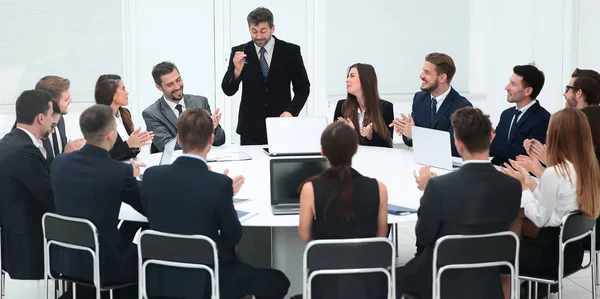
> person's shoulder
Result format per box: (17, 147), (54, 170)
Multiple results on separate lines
(186, 94), (208, 103)
(142, 98), (163, 116)
(532, 100), (551, 117)
(275, 38), (301, 51)
(414, 90), (429, 99)
(380, 99), (393, 108)
(449, 88), (472, 106)
(336, 99), (346, 107)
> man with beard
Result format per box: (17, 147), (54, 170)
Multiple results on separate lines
(0, 90), (56, 280)
(143, 61), (225, 153)
(489, 64), (550, 166)
(391, 52), (472, 156)
(564, 68), (600, 109)
(221, 7), (310, 145)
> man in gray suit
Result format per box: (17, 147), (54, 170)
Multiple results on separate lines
(143, 61), (225, 152)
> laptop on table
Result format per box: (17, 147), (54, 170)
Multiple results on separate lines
(270, 157), (328, 215)
(412, 126), (462, 171)
(263, 117), (327, 156)
(139, 138), (177, 180)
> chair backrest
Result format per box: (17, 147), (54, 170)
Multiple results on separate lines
(42, 213), (98, 251)
(561, 211), (596, 244)
(303, 237), (395, 299)
(138, 230), (219, 299)
(432, 231), (519, 299)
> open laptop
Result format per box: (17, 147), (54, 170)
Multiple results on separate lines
(270, 157), (328, 215)
(263, 117), (327, 156)
(159, 138), (178, 165)
(412, 126), (462, 170)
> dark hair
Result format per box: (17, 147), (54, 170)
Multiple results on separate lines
(450, 107), (493, 153)
(513, 64), (545, 100)
(177, 108), (214, 152)
(425, 53), (456, 83)
(35, 75), (70, 102)
(572, 68), (600, 106)
(51, 101), (61, 116)
(152, 61), (179, 86)
(299, 121), (359, 221)
(94, 74), (134, 132)
(342, 63), (391, 146)
(79, 104), (116, 145)
(15, 90), (53, 125)
(247, 7), (274, 27)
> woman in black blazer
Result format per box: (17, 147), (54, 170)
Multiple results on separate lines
(95, 74), (153, 160)
(333, 63), (394, 148)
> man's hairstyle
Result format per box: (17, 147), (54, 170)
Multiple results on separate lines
(15, 90), (53, 125)
(51, 101), (61, 116)
(79, 104), (116, 145)
(151, 61), (179, 86)
(247, 7), (274, 28)
(35, 75), (70, 102)
(451, 107), (493, 153)
(177, 108), (214, 152)
(513, 64), (545, 100)
(425, 53), (457, 83)
(572, 68), (600, 106)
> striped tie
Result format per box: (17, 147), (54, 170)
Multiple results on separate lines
(259, 47), (269, 80)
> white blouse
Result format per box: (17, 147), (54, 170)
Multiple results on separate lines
(521, 161), (578, 227)
(115, 111), (130, 141)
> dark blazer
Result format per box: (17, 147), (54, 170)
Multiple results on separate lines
(490, 101), (550, 166)
(110, 108), (141, 161)
(12, 116), (67, 164)
(143, 94), (226, 153)
(141, 156), (241, 298)
(0, 128), (55, 279)
(50, 144), (144, 284)
(397, 162), (521, 299)
(333, 99), (394, 148)
(403, 88), (472, 156)
(221, 36), (311, 141)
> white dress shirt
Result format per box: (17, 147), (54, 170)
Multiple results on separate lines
(49, 127), (63, 154)
(357, 108), (365, 129)
(115, 111), (130, 141)
(17, 127), (45, 157)
(180, 153), (207, 164)
(254, 36), (275, 66)
(163, 96), (186, 118)
(521, 161), (578, 227)
(431, 85), (452, 112)
(461, 159), (491, 165)
(507, 100), (537, 139)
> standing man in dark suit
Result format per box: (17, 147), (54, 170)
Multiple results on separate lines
(222, 7), (311, 145)
(50, 105), (145, 297)
(144, 61), (225, 153)
(396, 107), (522, 299)
(0, 90), (56, 280)
(141, 108), (290, 299)
(391, 53), (472, 156)
(490, 64), (550, 166)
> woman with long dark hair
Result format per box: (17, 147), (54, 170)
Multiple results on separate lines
(333, 63), (394, 147)
(298, 121), (389, 299)
(95, 74), (153, 160)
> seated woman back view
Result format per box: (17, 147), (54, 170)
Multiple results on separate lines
(298, 121), (389, 299)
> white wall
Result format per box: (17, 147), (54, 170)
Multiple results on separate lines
(577, 0), (600, 70)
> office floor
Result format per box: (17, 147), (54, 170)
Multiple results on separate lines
(2, 221), (597, 298)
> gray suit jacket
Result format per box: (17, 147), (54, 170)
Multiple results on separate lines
(142, 95), (225, 152)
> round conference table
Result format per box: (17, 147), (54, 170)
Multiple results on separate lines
(120, 144), (451, 296)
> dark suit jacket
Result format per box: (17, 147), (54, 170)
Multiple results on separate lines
(398, 162), (521, 299)
(142, 94), (225, 153)
(110, 108), (141, 161)
(0, 128), (55, 279)
(490, 101), (550, 166)
(333, 99), (394, 147)
(50, 144), (144, 284)
(403, 88), (472, 156)
(141, 156), (241, 298)
(12, 116), (67, 164)
(221, 36), (310, 140)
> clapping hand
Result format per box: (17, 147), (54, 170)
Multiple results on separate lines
(337, 116), (355, 129)
(223, 168), (245, 196)
(126, 128), (154, 148)
(523, 139), (547, 165)
(389, 113), (414, 137)
(413, 165), (438, 191)
(130, 158), (147, 178)
(499, 162), (532, 191)
(212, 108), (222, 129)
(64, 138), (86, 152)
(360, 123), (373, 139)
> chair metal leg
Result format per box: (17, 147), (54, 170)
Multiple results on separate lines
(527, 281), (532, 299)
(592, 250), (597, 298)
(44, 275), (49, 299)
(54, 280), (58, 299)
(73, 283), (76, 299)
(534, 282), (538, 299)
(110, 290), (114, 299)
(1, 271), (5, 297)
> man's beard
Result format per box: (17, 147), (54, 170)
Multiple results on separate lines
(420, 79), (439, 93)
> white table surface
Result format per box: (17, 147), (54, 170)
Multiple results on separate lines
(119, 145), (452, 226)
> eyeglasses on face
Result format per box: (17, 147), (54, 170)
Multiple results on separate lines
(565, 85), (576, 93)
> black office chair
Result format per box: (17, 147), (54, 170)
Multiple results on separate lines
(42, 213), (136, 299)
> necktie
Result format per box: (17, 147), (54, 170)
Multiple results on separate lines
(175, 104), (183, 117)
(38, 142), (47, 159)
(507, 109), (522, 141)
(430, 98), (438, 128)
(259, 47), (269, 80)
(52, 131), (60, 155)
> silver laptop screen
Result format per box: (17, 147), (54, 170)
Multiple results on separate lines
(270, 158), (328, 204)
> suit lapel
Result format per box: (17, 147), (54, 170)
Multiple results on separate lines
(507, 102), (539, 143)
(58, 116), (67, 150)
(266, 36), (281, 81)
(433, 88), (456, 127)
(159, 97), (178, 128)
(183, 95), (196, 109)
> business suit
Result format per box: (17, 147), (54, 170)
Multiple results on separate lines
(110, 108), (141, 161)
(141, 156), (290, 299)
(143, 95), (226, 153)
(396, 162), (521, 299)
(50, 144), (144, 285)
(490, 101), (550, 166)
(333, 99), (394, 148)
(0, 128), (55, 279)
(221, 36), (310, 145)
(12, 116), (67, 164)
(403, 88), (472, 156)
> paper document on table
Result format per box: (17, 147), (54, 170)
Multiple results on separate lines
(236, 210), (258, 222)
(207, 152), (252, 162)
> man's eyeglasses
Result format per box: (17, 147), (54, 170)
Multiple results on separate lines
(565, 85), (576, 93)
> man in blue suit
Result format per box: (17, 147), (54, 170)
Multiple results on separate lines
(490, 64), (550, 166)
(391, 53), (472, 156)
(141, 108), (290, 299)
(51, 104), (145, 298)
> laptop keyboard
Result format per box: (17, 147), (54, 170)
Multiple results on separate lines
(276, 204), (300, 209)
